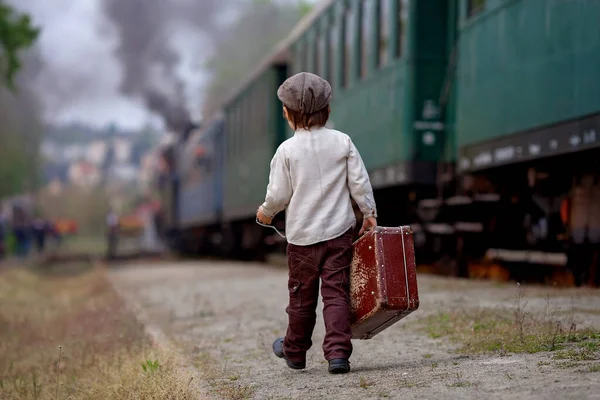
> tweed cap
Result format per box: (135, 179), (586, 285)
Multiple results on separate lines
(277, 72), (332, 114)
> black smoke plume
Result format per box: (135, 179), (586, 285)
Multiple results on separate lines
(101, 0), (227, 132)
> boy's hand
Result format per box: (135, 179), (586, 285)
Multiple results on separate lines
(256, 207), (273, 225)
(359, 217), (377, 236)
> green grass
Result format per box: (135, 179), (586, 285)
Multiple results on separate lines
(587, 364), (600, 373)
(424, 308), (600, 355)
(422, 281), (600, 358)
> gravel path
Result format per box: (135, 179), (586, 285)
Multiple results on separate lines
(109, 261), (600, 400)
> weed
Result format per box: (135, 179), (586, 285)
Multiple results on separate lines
(556, 361), (580, 369)
(587, 364), (600, 373)
(55, 345), (63, 399)
(431, 362), (439, 370)
(216, 382), (255, 400)
(423, 354), (433, 359)
(579, 341), (599, 352)
(449, 381), (474, 388)
(359, 376), (373, 389)
(141, 359), (160, 373)
(538, 361), (551, 366)
(514, 283), (528, 342)
(398, 380), (416, 388)
(553, 348), (597, 361)
(191, 350), (257, 399)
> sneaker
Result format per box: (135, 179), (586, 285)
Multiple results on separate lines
(272, 338), (306, 370)
(328, 358), (350, 374)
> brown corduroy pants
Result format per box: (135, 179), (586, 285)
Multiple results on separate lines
(283, 228), (354, 363)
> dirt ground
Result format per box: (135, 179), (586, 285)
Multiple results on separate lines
(109, 261), (600, 400)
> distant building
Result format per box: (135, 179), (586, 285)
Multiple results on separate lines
(46, 178), (64, 196)
(113, 138), (133, 164)
(68, 160), (101, 187)
(138, 149), (161, 195)
(86, 140), (108, 166)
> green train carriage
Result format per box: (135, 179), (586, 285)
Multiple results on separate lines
(216, 0), (600, 285)
(429, 0), (600, 284)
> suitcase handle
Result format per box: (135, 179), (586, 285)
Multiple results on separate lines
(255, 218), (286, 239)
(352, 227), (375, 245)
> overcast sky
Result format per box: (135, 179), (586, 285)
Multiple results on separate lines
(14, 0), (316, 131)
(15, 0), (212, 131)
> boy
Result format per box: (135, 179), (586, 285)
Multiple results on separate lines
(256, 72), (377, 374)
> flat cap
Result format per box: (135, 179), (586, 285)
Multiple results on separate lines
(277, 72), (332, 114)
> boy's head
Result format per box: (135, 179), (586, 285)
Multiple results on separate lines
(277, 72), (331, 131)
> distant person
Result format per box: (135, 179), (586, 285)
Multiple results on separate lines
(32, 217), (49, 254)
(0, 211), (6, 259)
(256, 72), (377, 374)
(48, 221), (62, 250)
(12, 208), (32, 260)
(106, 210), (119, 260)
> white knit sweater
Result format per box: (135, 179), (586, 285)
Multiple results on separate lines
(260, 126), (377, 246)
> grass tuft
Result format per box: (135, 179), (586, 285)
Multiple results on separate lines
(422, 283), (600, 358)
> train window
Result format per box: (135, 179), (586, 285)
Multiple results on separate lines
(297, 40), (305, 72)
(259, 82), (266, 139)
(225, 114), (229, 164)
(228, 113), (233, 163)
(313, 29), (319, 74)
(234, 104), (240, 157)
(236, 103), (242, 156)
(317, 27), (326, 77)
(240, 101), (244, 151)
(304, 40), (309, 72)
(396, 0), (408, 58)
(379, 0), (390, 67)
(294, 43), (301, 74)
(340, 7), (347, 86)
(361, 0), (375, 78)
(328, 17), (337, 85)
(343, 3), (354, 87)
(247, 91), (253, 144)
(295, 40), (303, 73)
(467, 0), (486, 18)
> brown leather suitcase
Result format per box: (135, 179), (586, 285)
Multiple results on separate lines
(350, 226), (419, 340)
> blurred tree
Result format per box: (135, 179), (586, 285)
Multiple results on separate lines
(202, 0), (312, 116)
(0, 81), (44, 197)
(0, 1), (40, 89)
(0, 49), (44, 198)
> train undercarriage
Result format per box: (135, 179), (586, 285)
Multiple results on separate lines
(417, 148), (600, 286)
